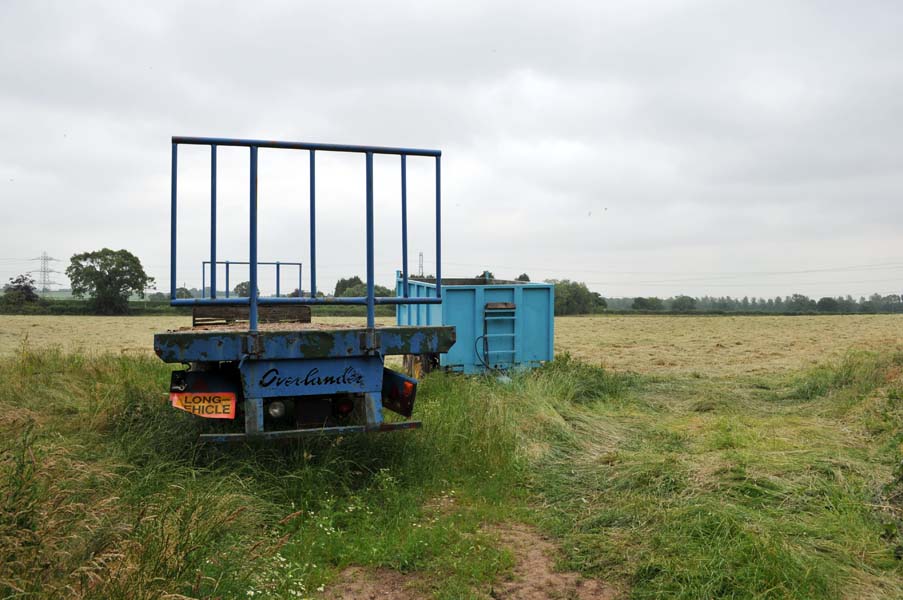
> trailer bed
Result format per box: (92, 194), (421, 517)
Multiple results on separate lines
(154, 324), (456, 363)
(176, 321), (374, 333)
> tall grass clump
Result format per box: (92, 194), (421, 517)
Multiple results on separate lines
(785, 349), (902, 402)
(0, 346), (271, 599)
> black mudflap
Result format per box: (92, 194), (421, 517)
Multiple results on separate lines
(381, 368), (418, 418)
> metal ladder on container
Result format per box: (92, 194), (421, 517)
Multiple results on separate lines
(482, 302), (516, 370)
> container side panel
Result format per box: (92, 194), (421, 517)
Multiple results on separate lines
(521, 287), (554, 363)
(443, 288), (476, 371)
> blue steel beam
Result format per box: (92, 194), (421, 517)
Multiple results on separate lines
(170, 296), (439, 306)
(365, 152), (375, 328)
(435, 155), (442, 300)
(210, 145), (217, 298)
(249, 146), (258, 331)
(154, 326), (456, 363)
(309, 150), (316, 297)
(203, 260), (302, 267)
(174, 136), (441, 157)
(401, 154), (408, 298)
(170, 144), (177, 301)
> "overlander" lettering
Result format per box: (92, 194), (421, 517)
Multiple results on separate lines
(258, 366), (365, 389)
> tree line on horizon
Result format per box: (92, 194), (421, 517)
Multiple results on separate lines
(606, 293), (903, 314)
(3, 252), (901, 316)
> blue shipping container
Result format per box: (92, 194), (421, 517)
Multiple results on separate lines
(396, 273), (555, 374)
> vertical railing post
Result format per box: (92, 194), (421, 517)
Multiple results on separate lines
(201, 262), (206, 298)
(435, 155), (442, 300)
(170, 143), (177, 301)
(249, 147), (259, 332)
(225, 261), (230, 298)
(275, 261), (281, 297)
(210, 145), (217, 298)
(299, 264), (303, 297)
(309, 150), (317, 297)
(365, 152), (375, 328)
(401, 154), (409, 298)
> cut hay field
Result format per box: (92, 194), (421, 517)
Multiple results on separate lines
(2, 314), (902, 377)
(0, 315), (392, 356)
(557, 314), (903, 376)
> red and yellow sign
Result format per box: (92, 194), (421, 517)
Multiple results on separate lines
(170, 392), (237, 419)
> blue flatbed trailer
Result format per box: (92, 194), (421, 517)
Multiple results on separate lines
(154, 136), (453, 442)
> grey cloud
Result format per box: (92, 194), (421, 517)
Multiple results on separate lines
(1, 0), (901, 299)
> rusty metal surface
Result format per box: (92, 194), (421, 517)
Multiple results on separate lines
(154, 325), (456, 362)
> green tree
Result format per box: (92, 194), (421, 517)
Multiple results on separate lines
(474, 271), (495, 280)
(786, 294), (816, 312)
(175, 287), (193, 299)
(66, 249), (153, 314)
(632, 297), (664, 311)
(339, 282), (394, 297)
(816, 297), (839, 312)
(549, 280), (605, 315)
(3, 274), (40, 304)
(334, 276), (363, 297)
(671, 295), (697, 312)
(233, 281), (251, 297)
(515, 273), (531, 282)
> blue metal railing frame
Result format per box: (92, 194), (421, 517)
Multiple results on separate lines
(169, 136), (443, 330)
(201, 260), (303, 299)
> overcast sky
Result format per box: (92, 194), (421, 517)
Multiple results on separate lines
(1, 0), (901, 299)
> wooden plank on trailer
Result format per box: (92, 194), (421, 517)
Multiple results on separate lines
(192, 304), (312, 326)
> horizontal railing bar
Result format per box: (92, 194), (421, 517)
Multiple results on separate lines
(202, 260), (302, 266)
(172, 298), (250, 306)
(259, 297), (366, 305)
(171, 296), (442, 307)
(373, 297), (442, 305)
(173, 136), (441, 157)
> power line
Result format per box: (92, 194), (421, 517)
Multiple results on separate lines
(442, 260), (903, 281)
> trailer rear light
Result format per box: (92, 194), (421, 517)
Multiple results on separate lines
(336, 399), (354, 415)
(267, 400), (287, 418)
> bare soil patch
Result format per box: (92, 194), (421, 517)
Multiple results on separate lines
(488, 523), (616, 600)
(325, 523), (615, 600)
(326, 566), (426, 600)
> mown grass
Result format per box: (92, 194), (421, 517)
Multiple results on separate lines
(528, 351), (903, 599)
(1, 343), (903, 598)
